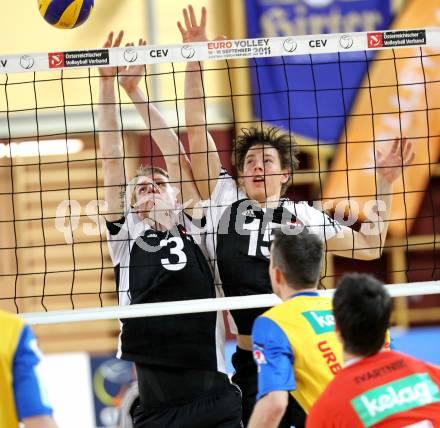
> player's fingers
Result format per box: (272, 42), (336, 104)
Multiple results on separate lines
(114, 30), (124, 47)
(103, 32), (113, 48)
(177, 21), (186, 36)
(183, 8), (191, 30)
(406, 150), (416, 165)
(391, 138), (400, 154)
(200, 6), (207, 28)
(376, 149), (383, 160)
(403, 141), (413, 159)
(400, 137), (408, 152)
(189, 4), (198, 27)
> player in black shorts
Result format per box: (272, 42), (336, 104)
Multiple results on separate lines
(178, 5), (415, 426)
(98, 31), (241, 428)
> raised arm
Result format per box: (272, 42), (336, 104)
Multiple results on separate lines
(98, 31), (127, 222)
(118, 41), (201, 210)
(326, 138), (415, 260)
(178, 5), (222, 200)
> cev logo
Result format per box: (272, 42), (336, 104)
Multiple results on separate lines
(302, 310), (335, 334)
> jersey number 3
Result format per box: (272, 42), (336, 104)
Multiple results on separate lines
(159, 237), (187, 271)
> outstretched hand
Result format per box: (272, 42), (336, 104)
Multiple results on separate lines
(177, 5), (208, 43)
(99, 31), (124, 80)
(118, 39), (147, 93)
(376, 138), (415, 184)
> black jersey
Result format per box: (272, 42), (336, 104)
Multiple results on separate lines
(216, 198), (301, 334)
(106, 212), (219, 371)
(206, 169), (342, 335)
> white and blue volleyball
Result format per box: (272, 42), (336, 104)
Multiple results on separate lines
(38, 0), (94, 29)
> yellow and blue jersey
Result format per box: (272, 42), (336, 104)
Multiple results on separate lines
(252, 291), (343, 413)
(0, 310), (53, 427)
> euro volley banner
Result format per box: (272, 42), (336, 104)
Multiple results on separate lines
(323, 0), (440, 237)
(245, 0), (393, 143)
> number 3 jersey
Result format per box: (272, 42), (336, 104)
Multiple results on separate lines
(106, 212), (224, 372)
(205, 169), (342, 335)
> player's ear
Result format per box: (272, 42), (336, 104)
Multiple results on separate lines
(280, 172), (290, 184)
(274, 266), (284, 284)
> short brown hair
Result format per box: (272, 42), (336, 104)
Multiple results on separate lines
(271, 229), (323, 289)
(232, 127), (299, 195)
(129, 165), (169, 206)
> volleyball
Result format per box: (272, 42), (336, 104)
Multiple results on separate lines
(38, 0), (94, 29)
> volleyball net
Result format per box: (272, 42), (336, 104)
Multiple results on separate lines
(1, 28), (440, 325)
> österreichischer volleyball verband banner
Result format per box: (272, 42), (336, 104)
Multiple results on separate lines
(323, 0), (440, 237)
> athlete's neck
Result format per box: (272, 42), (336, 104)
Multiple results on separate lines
(343, 350), (359, 364)
(140, 211), (179, 232)
(256, 194), (282, 209)
(344, 349), (384, 366)
(281, 286), (317, 301)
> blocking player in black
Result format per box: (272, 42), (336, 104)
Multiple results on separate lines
(98, 31), (241, 428)
(178, 5), (415, 426)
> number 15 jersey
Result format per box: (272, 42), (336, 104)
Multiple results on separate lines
(205, 169), (342, 335)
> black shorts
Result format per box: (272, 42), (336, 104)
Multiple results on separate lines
(231, 347), (258, 426)
(231, 346), (306, 428)
(133, 364), (242, 428)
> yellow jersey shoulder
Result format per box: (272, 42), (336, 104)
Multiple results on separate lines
(263, 295), (333, 320)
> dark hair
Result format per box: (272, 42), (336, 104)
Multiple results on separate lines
(271, 229), (323, 289)
(333, 274), (391, 357)
(232, 127), (299, 195)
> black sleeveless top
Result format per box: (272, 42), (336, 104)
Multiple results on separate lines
(107, 217), (218, 370)
(216, 198), (299, 335)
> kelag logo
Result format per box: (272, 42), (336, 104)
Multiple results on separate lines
(351, 373), (440, 427)
(302, 310), (335, 334)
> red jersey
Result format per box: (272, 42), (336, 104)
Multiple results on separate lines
(307, 351), (440, 428)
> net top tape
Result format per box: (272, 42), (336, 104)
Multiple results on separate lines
(20, 281), (440, 325)
(1, 27), (439, 75)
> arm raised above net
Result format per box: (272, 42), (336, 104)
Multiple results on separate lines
(118, 42), (201, 210)
(178, 5), (223, 200)
(98, 31), (127, 222)
(326, 138), (415, 260)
